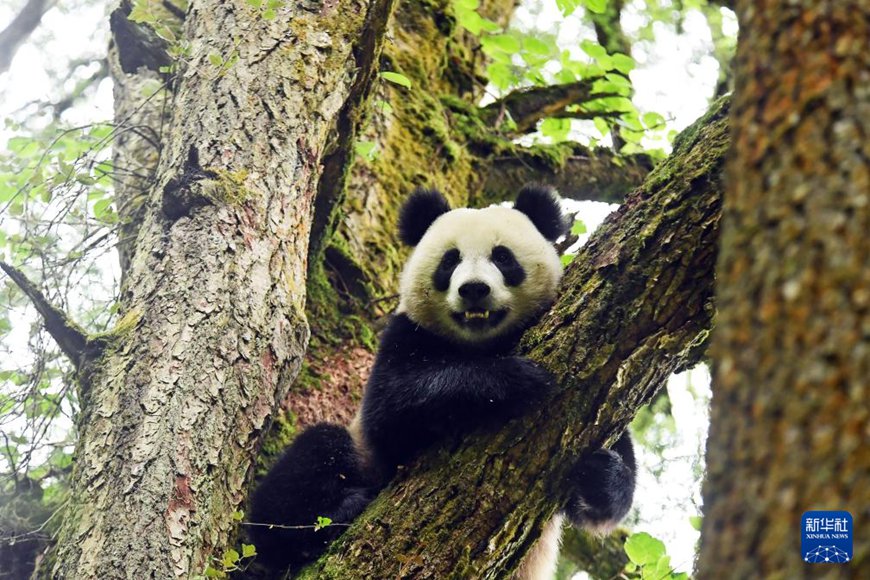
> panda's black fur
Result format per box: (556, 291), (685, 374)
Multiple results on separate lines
(248, 185), (636, 576)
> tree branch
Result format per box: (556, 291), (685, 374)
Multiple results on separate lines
(481, 142), (652, 205)
(481, 80), (616, 134)
(0, 262), (89, 369)
(0, 0), (53, 74)
(300, 96), (731, 579)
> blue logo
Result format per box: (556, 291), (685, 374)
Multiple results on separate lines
(802, 510), (852, 564)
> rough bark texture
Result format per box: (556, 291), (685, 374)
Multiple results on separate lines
(48, 1), (394, 577)
(298, 97), (729, 579)
(698, 2), (870, 578)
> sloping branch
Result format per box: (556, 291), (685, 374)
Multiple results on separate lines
(0, 0), (53, 74)
(0, 262), (89, 368)
(481, 80), (617, 134)
(300, 96), (731, 578)
(481, 143), (652, 205)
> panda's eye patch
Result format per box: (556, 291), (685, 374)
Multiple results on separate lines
(433, 248), (461, 292)
(491, 245), (526, 286)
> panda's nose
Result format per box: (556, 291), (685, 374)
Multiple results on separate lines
(459, 282), (491, 303)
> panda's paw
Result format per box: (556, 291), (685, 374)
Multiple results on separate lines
(564, 448), (635, 533)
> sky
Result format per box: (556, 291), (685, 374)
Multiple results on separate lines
(0, 0), (734, 575)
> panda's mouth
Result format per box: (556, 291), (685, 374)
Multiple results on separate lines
(451, 308), (508, 330)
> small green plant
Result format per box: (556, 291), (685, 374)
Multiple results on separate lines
(623, 532), (689, 580)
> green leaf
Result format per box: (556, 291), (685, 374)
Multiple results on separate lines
(580, 39), (607, 61)
(453, 0), (479, 9)
(379, 71), (412, 89)
(354, 140), (377, 161)
(314, 516), (332, 531)
(523, 36), (552, 56)
(486, 62), (515, 90)
(93, 198), (113, 219)
(624, 532), (667, 566)
(555, 0), (582, 16)
(604, 72), (632, 88)
(583, 0), (607, 14)
(560, 253), (575, 266)
(231, 510), (244, 522)
(689, 515), (703, 531)
(593, 116), (610, 138)
(571, 219), (587, 235)
(610, 52), (636, 74)
(222, 548), (240, 568)
(642, 111), (666, 128)
(241, 543), (257, 558)
(482, 33), (521, 54)
(540, 117), (571, 142)
(208, 53), (223, 67)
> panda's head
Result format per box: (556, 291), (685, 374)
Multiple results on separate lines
(396, 185), (569, 345)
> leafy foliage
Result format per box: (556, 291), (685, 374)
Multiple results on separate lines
(623, 532), (689, 579)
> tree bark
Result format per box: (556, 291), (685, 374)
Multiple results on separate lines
(298, 97), (729, 579)
(698, 1), (870, 577)
(47, 1), (395, 577)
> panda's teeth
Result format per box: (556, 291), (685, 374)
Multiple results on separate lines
(464, 310), (490, 320)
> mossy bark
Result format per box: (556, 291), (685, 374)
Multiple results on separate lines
(698, 2), (870, 577)
(297, 97), (729, 579)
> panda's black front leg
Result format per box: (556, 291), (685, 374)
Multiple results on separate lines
(563, 431), (636, 532)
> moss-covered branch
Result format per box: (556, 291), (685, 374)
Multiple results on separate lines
(480, 80), (617, 134)
(481, 142), (652, 205)
(299, 97), (730, 579)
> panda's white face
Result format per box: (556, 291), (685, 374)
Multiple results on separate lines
(398, 206), (563, 344)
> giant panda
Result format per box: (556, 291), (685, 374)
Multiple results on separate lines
(249, 185), (636, 578)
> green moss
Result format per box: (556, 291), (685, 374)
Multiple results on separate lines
(256, 410), (298, 476)
(201, 168), (251, 205)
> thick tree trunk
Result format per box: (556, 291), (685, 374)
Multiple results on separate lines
(47, 2), (394, 577)
(298, 97), (729, 579)
(698, 1), (870, 577)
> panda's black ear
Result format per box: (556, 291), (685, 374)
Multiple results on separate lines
(514, 184), (570, 242)
(398, 188), (451, 246)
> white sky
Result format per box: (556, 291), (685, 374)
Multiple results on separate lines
(0, 0), (733, 575)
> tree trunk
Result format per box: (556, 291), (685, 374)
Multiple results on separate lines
(48, 1), (395, 577)
(698, 1), (870, 577)
(298, 97), (729, 579)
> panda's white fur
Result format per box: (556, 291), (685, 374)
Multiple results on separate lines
(398, 206), (563, 344)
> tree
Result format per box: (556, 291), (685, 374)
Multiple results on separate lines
(0, 1), (738, 578)
(698, 0), (870, 576)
